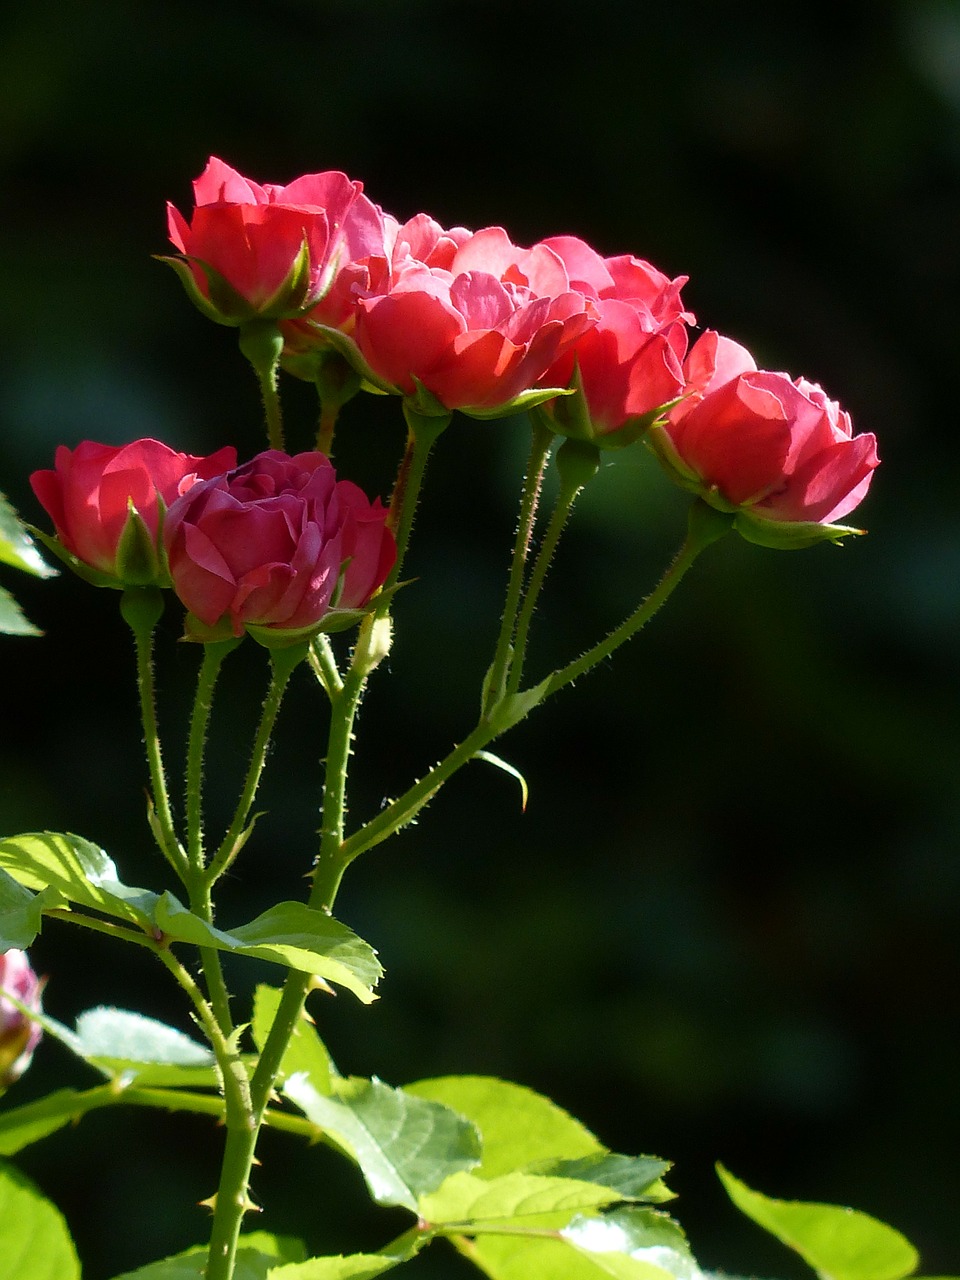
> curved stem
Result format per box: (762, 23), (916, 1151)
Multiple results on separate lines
(483, 418), (554, 714)
(542, 500), (730, 699)
(121, 589), (187, 880)
(384, 405), (450, 593)
(342, 501), (730, 868)
(185, 641), (237, 876)
(505, 449), (589, 697)
(204, 645), (305, 889)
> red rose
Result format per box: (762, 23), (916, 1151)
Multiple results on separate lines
(538, 236), (694, 444)
(354, 226), (597, 415)
(163, 450), (395, 643)
(651, 331), (879, 546)
(30, 439), (237, 583)
(165, 157), (387, 326)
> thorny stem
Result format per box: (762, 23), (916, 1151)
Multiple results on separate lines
(483, 418), (555, 713)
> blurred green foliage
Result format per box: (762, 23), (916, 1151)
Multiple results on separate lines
(1, 0), (959, 1276)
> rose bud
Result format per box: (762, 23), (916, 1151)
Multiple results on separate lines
(163, 156), (387, 328)
(649, 331), (879, 548)
(0, 949), (43, 1089)
(30, 439), (237, 586)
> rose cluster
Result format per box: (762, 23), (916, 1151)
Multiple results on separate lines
(31, 158), (879, 627)
(31, 442), (396, 644)
(163, 157), (878, 539)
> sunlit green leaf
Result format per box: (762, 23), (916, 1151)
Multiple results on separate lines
(0, 1159), (80, 1279)
(460, 1233), (688, 1280)
(562, 1207), (699, 1279)
(0, 866), (62, 949)
(717, 1165), (919, 1280)
(284, 1073), (481, 1211)
(252, 984), (332, 1094)
(419, 1169), (625, 1225)
(0, 584), (41, 636)
(405, 1076), (602, 1178)
(0, 832), (159, 926)
(0, 494), (56, 578)
(74, 1006), (219, 1086)
(110, 1231), (306, 1279)
(154, 895), (382, 1003)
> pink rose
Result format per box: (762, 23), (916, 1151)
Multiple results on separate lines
(165, 157), (387, 325)
(163, 450), (395, 643)
(538, 236), (694, 443)
(30, 439), (237, 583)
(0, 949), (42, 1088)
(353, 225), (597, 415)
(652, 331), (879, 545)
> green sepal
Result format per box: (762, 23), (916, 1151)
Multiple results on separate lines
(27, 525), (122, 589)
(281, 324), (396, 395)
(734, 509), (867, 549)
(113, 502), (167, 585)
(404, 378), (456, 423)
(159, 236), (316, 326)
(537, 362), (668, 447)
(460, 383), (576, 422)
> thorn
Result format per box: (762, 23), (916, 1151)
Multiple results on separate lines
(307, 975), (337, 997)
(199, 1193), (218, 1212)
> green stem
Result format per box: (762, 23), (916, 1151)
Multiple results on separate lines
(204, 645), (305, 889)
(506, 439), (597, 696)
(342, 501), (729, 867)
(309, 632), (343, 698)
(316, 406), (338, 456)
(384, 404), (450, 592)
(483, 418), (554, 714)
(203, 649), (363, 1280)
(186, 641), (238, 876)
(541, 500), (730, 700)
(121, 589), (187, 880)
(239, 321), (286, 451)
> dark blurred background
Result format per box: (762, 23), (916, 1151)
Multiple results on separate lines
(2, 0), (959, 1275)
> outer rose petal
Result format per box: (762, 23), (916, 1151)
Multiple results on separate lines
(164, 450), (394, 640)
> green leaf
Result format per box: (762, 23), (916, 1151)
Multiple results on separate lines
(418, 1169), (626, 1225)
(562, 1207), (699, 1279)
(405, 1076), (603, 1178)
(252, 984), (332, 1094)
(717, 1165), (919, 1280)
(0, 832), (159, 926)
(0, 494), (56, 578)
(110, 1231), (306, 1279)
(154, 896), (382, 1003)
(461, 1233), (687, 1280)
(73, 1006), (219, 1086)
(0, 1089), (86, 1155)
(283, 1073), (481, 1211)
(0, 866), (61, 949)
(0, 583), (41, 636)
(0, 1158), (80, 1279)
(540, 1155), (673, 1204)
(268, 1253), (408, 1280)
